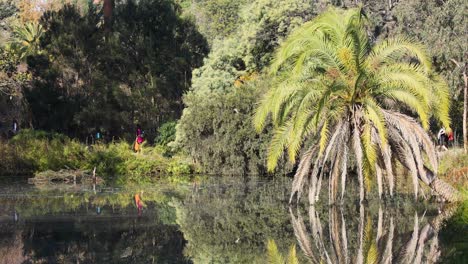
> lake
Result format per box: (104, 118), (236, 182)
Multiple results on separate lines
(0, 176), (466, 263)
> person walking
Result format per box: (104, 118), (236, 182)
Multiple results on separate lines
(437, 128), (448, 151)
(134, 124), (145, 153)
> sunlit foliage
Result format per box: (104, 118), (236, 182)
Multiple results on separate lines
(255, 7), (457, 204)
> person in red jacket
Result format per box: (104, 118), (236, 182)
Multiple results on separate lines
(447, 130), (454, 147)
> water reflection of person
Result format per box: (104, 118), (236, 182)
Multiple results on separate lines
(134, 191), (144, 216)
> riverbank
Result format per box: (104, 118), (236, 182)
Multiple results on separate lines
(0, 130), (197, 184)
(1, 130), (468, 191)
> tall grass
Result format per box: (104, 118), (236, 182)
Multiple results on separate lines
(438, 148), (468, 189)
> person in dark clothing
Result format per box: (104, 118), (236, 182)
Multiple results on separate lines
(437, 128), (449, 151)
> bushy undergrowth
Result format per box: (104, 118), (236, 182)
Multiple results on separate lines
(0, 130), (195, 184)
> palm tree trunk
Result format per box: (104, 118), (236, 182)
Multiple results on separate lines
(395, 154), (462, 202)
(421, 167), (461, 202)
(429, 177), (461, 202)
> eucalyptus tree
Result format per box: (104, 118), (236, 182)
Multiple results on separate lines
(254, 7), (460, 204)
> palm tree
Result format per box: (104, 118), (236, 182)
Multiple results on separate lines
(254, 7), (461, 204)
(9, 22), (43, 60)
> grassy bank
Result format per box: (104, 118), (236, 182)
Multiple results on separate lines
(0, 130), (197, 184)
(438, 148), (468, 190)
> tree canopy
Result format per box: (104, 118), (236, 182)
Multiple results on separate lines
(0, 0), (208, 139)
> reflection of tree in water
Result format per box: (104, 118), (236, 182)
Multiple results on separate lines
(0, 186), (191, 263)
(18, 217), (188, 263)
(0, 185), (186, 217)
(290, 204), (458, 264)
(174, 178), (298, 263)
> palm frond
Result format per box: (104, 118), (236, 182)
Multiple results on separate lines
(400, 212), (419, 264)
(381, 217), (395, 264)
(290, 146), (316, 203)
(368, 37), (431, 72)
(267, 239), (285, 264)
(429, 74), (451, 129)
(375, 163), (384, 199)
(289, 208), (317, 262)
(340, 142), (348, 201)
(384, 89), (430, 129)
(266, 121), (293, 172)
(364, 98), (387, 147)
(287, 245), (300, 264)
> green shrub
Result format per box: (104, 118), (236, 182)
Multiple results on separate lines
(7, 129), (86, 172)
(175, 78), (291, 175)
(84, 143), (127, 182)
(156, 121), (177, 146)
(166, 160), (192, 175)
(0, 129), (196, 183)
(155, 121), (177, 157)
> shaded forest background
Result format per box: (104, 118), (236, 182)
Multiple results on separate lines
(0, 0), (466, 175)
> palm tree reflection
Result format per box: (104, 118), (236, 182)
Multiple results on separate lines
(290, 204), (456, 264)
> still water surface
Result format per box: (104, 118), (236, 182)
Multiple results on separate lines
(0, 176), (466, 263)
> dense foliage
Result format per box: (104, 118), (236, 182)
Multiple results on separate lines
(0, 0), (467, 179)
(176, 0), (467, 175)
(0, 130), (194, 183)
(175, 0), (315, 174)
(1, 0), (208, 140)
(175, 79), (280, 175)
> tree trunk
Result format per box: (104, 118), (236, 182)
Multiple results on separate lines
(103, 0), (114, 31)
(429, 177), (461, 202)
(450, 59), (467, 153)
(463, 70), (467, 153)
